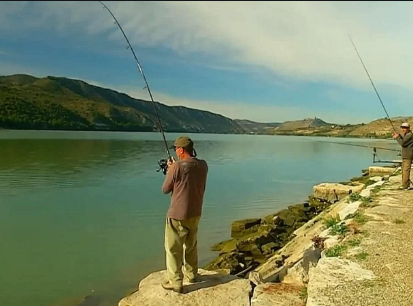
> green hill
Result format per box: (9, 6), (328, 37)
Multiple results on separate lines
(0, 74), (245, 133)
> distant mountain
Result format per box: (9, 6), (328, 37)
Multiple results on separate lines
(2, 74), (409, 139)
(274, 117), (333, 132)
(266, 117), (361, 137)
(0, 74), (245, 134)
(234, 119), (281, 134)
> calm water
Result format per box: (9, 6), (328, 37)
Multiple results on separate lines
(0, 130), (399, 306)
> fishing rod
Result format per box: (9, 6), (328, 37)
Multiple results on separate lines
(98, 1), (171, 175)
(314, 139), (401, 165)
(349, 35), (398, 136)
(314, 139), (400, 152)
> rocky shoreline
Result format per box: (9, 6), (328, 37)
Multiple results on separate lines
(203, 197), (331, 276)
(118, 164), (400, 306)
(202, 169), (371, 277)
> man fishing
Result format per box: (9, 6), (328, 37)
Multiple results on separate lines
(161, 136), (208, 293)
(393, 122), (413, 190)
(99, 3), (208, 294)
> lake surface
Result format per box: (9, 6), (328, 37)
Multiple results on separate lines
(0, 130), (400, 306)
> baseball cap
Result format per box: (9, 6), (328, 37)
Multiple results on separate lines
(401, 122), (410, 128)
(170, 136), (194, 150)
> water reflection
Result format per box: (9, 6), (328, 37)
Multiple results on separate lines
(0, 130), (401, 306)
(0, 139), (163, 194)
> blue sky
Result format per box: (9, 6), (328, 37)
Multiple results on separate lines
(1, 1), (413, 124)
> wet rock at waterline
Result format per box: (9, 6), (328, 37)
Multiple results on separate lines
(231, 218), (261, 238)
(204, 199), (332, 275)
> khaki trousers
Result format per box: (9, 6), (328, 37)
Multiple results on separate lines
(402, 159), (412, 189)
(165, 216), (200, 287)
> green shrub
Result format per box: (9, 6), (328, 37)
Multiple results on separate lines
(323, 216), (340, 228)
(325, 245), (347, 257)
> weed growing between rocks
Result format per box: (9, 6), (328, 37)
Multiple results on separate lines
(371, 186), (381, 194)
(329, 223), (349, 236)
(325, 244), (347, 257)
(355, 252), (369, 260)
(299, 286), (308, 301)
(323, 216), (340, 228)
(364, 179), (377, 187)
(360, 196), (374, 206)
(353, 212), (369, 225)
(348, 238), (361, 247)
(348, 193), (361, 203)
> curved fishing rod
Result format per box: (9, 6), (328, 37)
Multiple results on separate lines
(348, 35), (398, 135)
(313, 139), (400, 152)
(98, 1), (172, 174)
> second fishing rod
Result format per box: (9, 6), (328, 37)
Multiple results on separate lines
(313, 139), (400, 153)
(349, 35), (400, 138)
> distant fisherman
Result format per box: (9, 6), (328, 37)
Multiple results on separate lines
(393, 122), (413, 190)
(161, 136), (208, 293)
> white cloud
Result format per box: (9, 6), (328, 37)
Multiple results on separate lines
(2, 1), (413, 123)
(2, 1), (413, 92)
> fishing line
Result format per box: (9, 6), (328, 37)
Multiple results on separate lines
(349, 35), (398, 135)
(98, 1), (171, 174)
(313, 139), (399, 152)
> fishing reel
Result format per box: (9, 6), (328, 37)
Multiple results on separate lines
(157, 159), (169, 175)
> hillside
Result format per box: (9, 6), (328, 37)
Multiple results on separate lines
(274, 117), (332, 132)
(268, 116), (413, 138)
(234, 119), (281, 134)
(266, 117), (363, 137)
(0, 74), (245, 134)
(348, 117), (413, 138)
(2, 74), (411, 138)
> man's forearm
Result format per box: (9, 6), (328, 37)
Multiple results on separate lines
(162, 180), (173, 194)
(162, 170), (174, 194)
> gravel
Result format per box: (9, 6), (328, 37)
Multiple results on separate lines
(317, 175), (413, 306)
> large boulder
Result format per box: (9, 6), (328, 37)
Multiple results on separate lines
(206, 203), (322, 275)
(118, 269), (252, 306)
(369, 166), (398, 175)
(250, 283), (305, 306)
(211, 239), (233, 252)
(313, 183), (364, 203)
(338, 200), (361, 220)
(231, 218), (261, 238)
(307, 196), (331, 217)
(204, 252), (248, 274)
(306, 257), (376, 306)
(262, 214), (281, 226)
(249, 191), (360, 285)
(276, 204), (309, 227)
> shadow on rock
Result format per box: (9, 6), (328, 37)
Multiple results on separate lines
(184, 274), (239, 294)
